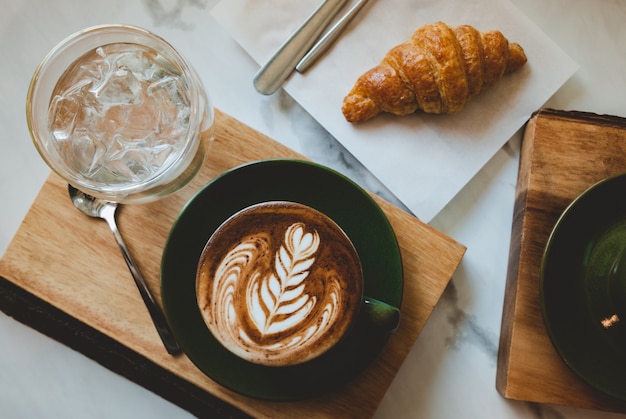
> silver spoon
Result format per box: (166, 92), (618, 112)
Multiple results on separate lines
(68, 185), (181, 355)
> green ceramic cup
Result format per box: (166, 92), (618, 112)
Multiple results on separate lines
(196, 200), (400, 367)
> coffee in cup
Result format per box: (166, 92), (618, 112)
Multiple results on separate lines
(196, 201), (399, 367)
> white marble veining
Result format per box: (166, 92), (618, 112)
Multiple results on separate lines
(0, 0), (625, 418)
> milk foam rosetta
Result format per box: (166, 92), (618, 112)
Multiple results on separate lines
(197, 202), (362, 367)
(211, 223), (340, 358)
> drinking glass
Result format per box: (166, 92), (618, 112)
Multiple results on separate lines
(26, 24), (214, 203)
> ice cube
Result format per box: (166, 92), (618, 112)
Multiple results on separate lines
(98, 135), (149, 183)
(116, 49), (159, 81)
(102, 158), (144, 184)
(48, 94), (81, 141)
(57, 128), (106, 177)
(147, 140), (176, 170)
(148, 76), (188, 110)
(147, 76), (190, 134)
(90, 65), (142, 107)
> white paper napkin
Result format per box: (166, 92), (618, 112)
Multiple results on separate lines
(211, 0), (577, 222)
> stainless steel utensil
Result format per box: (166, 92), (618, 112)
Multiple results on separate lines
(296, 0), (371, 73)
(68, 185), (181, 355)
(253, 0), (348, 95)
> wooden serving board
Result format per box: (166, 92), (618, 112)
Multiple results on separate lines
(0, 109), (465, 418)
(497, 109), (626, 412)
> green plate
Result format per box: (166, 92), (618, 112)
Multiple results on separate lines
(161, 159), (403, 400)
(541, 173), (626, 402)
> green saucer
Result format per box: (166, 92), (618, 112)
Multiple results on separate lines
(541, 173), (626, 401)
(161, 159), (403, 401)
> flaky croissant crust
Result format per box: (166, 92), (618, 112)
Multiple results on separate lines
(342, 22), (527, 123)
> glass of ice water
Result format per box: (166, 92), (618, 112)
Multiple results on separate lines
(26, 24), (214, 203)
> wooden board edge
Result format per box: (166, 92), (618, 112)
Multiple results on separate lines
(533, 108), (626, 129)
(0, 274), (251, 419)
(495, 114), (537, 396)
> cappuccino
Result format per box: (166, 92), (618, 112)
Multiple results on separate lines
(196, 201), (363, 366)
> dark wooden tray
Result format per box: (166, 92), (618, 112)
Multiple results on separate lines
(497, 108), (626, 413)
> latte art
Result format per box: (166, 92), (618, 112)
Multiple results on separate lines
(197, 202), (363, 366)
(210, 223), (341, 359)
(247, 223), (329, 336)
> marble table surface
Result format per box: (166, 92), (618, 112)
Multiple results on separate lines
(1, 0), (625, 418)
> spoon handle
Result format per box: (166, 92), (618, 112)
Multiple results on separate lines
(102, 206), (181, 355)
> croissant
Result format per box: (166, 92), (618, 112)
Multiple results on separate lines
(342, 22), (527, 123)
